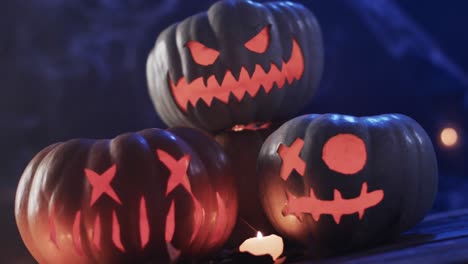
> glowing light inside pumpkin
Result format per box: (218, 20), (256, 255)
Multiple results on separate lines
(207, 193), (228, 246)
(85, 165), (122, 205)
(283, 183), (384, 224)
(72, 211), (83, 255)
(93, 215), (102, 251)
(49, 207), (59, 249)
(322, 134), (367, 175)
(186, 40), (220, 66)
(156, 150), (192, 195)
(112, 211), (125, 252)
(440, 127), (458, 147)
(232, 122), (271, 132)
(165, 201), (176, 243)
(139, 197), (150, 248)
(244, 25), (270, 53)
(277, 138), (306, 180)
(169, 38), (304, 111)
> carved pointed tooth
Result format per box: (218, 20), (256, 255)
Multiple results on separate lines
(358, 209), (365, 220)
(296, 213), (304, 222)
(361, 182), (368, 196)
(332, 213), (342, 224)
(311, 213), (320, 222)
(230, 89), (246, 102)
(308, 188), (317, 201)
(333, 189), (343, 201)
(238, 67), (250, 84)
(206, 75), (220, 89)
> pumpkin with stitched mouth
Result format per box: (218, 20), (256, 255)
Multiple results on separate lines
(147, 0), (323, 132)
(257, 114), (438, 255)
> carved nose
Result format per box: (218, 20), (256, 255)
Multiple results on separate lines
(322, 134), (367, 175)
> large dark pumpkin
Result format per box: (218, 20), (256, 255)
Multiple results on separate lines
(257, 114), (438, 255)
(214, 123), (280, 247)
(15, 128), (237, 263)
(147, 0), (323, 132)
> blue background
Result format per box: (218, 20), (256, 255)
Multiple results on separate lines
(3, 0), (468, 262)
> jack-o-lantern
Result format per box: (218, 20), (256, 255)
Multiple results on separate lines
(15, 128), (237, 263)
(147, 0), (323, 132)
(214, 123), (280, 247)
(257, 114), (438, 255)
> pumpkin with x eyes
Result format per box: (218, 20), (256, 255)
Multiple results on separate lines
(15, 128), (237, 264)
(147, 0), (323, 132)
(257, 114), (438, 255)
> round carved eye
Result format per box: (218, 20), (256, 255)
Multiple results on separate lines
(186, 40), (220, 66)
(322, 134), (367, 175)
(244, 25), (270, 53)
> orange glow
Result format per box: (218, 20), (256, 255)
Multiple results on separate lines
(139, 197), (150, 249)
(49, 207), (59, 249)
(186, 40), (220, 66)
(322, 134), (367, 175)
(112, 211), (124, 252)
(232, 122), (271, 132)
(278, 138), (306, 180)
(170, 38), (304, 111)
(93, 215), (102, 251)
(207, 192), (228, 246)
(283, 182), (384, 224)
(156, 150), (192, 196)
(440, 127), (458, 147)
(84, 165), (122, 206)
(72, 211), (83, 255)
(165, 201), (176, 243)
(244, 25), (270, 53)
(189, 193), (203, 243)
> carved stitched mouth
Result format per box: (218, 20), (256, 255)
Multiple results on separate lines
(282, 182), (384, 224)
(169, 38), (304, 112)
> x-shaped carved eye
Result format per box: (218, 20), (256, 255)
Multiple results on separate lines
(277, 138), (306, 180)
(85, 165), (122, 206)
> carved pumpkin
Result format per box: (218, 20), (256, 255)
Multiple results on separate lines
(15, 128), (237, 263)
(257, 114), (438, 255)
(214, 123), (280, 246)
(147, 0), (323, 132)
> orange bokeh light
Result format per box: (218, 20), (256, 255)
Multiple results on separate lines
(440, 127), (458, 147)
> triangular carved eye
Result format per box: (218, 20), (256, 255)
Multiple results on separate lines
(244, 25), (270, 53)
(186, 41), (220, 66)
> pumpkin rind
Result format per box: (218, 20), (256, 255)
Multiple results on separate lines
(214, 124), (281, 246)
(257, 114), (438, 255)
(147, 0), (323, 132)
(15, 128), (237, 263)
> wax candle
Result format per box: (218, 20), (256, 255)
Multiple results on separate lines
(239, 232), (284, 261)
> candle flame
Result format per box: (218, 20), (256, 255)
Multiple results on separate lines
(257, 231), (263, 239)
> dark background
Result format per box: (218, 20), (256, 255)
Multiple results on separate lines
(3, 0), (468, 262)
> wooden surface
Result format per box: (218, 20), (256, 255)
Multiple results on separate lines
(310, 209), (468, 264)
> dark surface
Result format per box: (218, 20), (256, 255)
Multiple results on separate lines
(3, 0), (468, 262)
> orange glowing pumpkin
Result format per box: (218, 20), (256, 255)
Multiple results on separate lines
(15, 128), (237, 263)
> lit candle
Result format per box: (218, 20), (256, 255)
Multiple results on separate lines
(239, 232), (284, 261)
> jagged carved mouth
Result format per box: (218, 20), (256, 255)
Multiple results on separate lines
(283, 182), (384, 224)
(169, 38), (304, 112)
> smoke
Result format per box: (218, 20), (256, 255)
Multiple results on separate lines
(345, 0), (468, 87)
